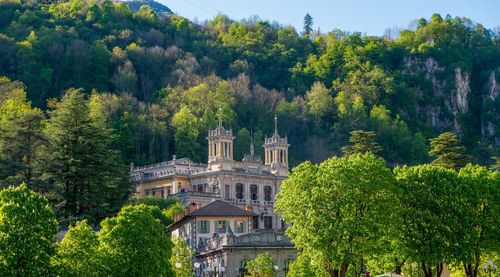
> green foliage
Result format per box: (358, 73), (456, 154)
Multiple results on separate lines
(246, 252), (276, 277)
(98, 204), (173, 276)
(394, 165), (462, 276)
(171, 106), (201, 162)
(341, 130), (382, 155)
(163, 201), (185, 224)
(171, 237), (194, 277)
(53, 220), (99, 276)
(0, 184), (58, 276)
(0, 77), (45, 189)
(303, 13), (313, 36)
(429, 132), (470, 170)
(276, 153), (396, 275)
(453, 165), (499, 276)
(287, 251), (329, 277)
(44, 88), (130, 224)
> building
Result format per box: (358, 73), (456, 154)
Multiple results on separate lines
(130, 116), (296, 276)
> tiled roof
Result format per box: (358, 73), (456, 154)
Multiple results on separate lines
(189, 200), (257, 217)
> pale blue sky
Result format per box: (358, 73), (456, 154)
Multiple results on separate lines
(160, 0), (500, 35)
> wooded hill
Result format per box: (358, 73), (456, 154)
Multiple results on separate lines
(0, 0), (499, 168)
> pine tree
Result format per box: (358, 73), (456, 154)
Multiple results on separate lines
(342, 130), (382, 156)
(44, 88), (130, 224)
(303, 13), (313, 36)
(429, 132), (470, 170)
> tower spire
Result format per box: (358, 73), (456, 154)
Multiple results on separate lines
(250, 130), (255, 156)
(217, 107), (223, 128)
(274, 115), (278, 136)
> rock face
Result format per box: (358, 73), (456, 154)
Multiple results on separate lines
(403, 57), (475, 134)
(482, 69), (500, 145)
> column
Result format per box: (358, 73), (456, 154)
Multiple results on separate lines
(230, 142), (233, 159)
(209, 142), (212, 158)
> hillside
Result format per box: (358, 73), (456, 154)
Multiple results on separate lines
(0, 0), (498, 167)
(118, 0), (173, 17)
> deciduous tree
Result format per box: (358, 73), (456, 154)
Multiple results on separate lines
(0, 184), (58, 276)
(246, 252), (276, 277)
(276, 153), (396, 277)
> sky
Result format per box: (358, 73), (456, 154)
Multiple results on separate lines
(159, 0), (500, 36)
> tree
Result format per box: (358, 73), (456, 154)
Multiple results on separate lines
(341, 130), (382, 156)
(394, 165), (462, 277)
(303, 13), (313, 36)
(276, 153), (396, 277)
(0, 78), (45, 189)
(287, 251), (329, 277)
(454, 165), (499, 277)
(0, 184), (58, 276)
(44, 88), (129, 224)
(246, 252), (276, 277)
(429, 132), (470, 170)
(171, 237), (194, 277)
(171, 106), (201, 162)
(53, 220), (99, 276)
(98, 204), (173, 276)
(163, 201), (185, 224)
(305, 82), (334, 124)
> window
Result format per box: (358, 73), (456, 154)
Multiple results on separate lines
(160, 189), (164, 198)
(264, 186), (272, 201)
(198, 220), (209, 234)
(145, 189), (150, 196)
(235, 220), (246, 233)
(217, 220), (227, 233)
(152, 190), (156, 196)
(236, 183), (244, 199)
(225, 185), (230, 199)
(167, 187), (171, 196)
(264, 216), (272, 229)
(250, 185), (258, 201)
(197, 184), (204, 192)
(253, 217), (259, 230)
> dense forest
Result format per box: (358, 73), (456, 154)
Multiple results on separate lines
(0, 0), (499, 170)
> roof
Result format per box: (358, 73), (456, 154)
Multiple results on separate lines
(189, 200), (257, 217)
(168, 201), (257, 231)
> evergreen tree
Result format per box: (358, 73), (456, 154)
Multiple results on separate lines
(44, 88), (130, 224)
(429, 132), (470, 170)
(303, 13), (313, 36)
(0, 78), (45, 189)
(341, 130), (382, 156)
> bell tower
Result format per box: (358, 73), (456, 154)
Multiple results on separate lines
(263, 116), (289, 176)
(207, 114), (234, 169)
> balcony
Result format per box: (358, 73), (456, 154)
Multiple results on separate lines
(264, 201), (274, 206)
(237, 199), (247, 204)
(251, 200), (260, 204)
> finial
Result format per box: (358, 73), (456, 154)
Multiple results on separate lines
(217, 107), (223, 128)
(274, 115), (278, 136)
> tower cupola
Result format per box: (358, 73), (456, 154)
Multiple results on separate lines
(263, 116), (289, 175)
(207, 113), (234, 163)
